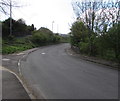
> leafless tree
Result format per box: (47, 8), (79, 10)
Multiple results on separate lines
(71, 0), (120, 55)
(0, 0), (22, 36)
(72, 0), (119, 31)
(0, 0), (21, 15)
(72, 0), (102, 55)
(97, 1), (120, 32)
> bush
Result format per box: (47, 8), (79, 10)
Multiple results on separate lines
(32, 29), (61, 46)
(78, 42), (89, 54)
(2, 36), (34, 54)
(2, 45), (18, 54)
(104, 50), (115, 61)
(52, 35), (61, 43)
(32, 32), (48, 45)
(2, 27), (62, 54)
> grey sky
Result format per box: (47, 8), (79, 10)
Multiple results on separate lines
(1, 0), (76, 34)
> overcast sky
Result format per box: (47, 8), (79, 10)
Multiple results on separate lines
(1, 0), (76, 34)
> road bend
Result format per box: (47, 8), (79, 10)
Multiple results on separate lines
(20, 43), (118, 99)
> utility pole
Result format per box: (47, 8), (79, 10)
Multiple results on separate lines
(10, 0), (12, 36)
(52, 21), (54, 32)
(57, 24), (59, 33)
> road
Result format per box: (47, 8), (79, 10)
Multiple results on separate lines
(2, 70), (30, 99)
(20, 43), (118, 99)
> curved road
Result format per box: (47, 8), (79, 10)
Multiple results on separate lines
(21, 43), (118, 99)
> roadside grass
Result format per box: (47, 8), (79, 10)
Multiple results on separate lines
(2, 44), (34, 54)
(2, 35), (70, 54)
(2, 36), (35, 54)
(60, 37), (70, 43)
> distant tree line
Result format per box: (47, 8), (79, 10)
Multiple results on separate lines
(2, 18), (35, 38)
(70, 0), (120, 62)
(2, 17), (61, 47)
(2, 18), (62, 54)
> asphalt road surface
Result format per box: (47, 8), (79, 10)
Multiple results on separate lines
(21, 43), (118, 99)
(2, 70), (30, 99)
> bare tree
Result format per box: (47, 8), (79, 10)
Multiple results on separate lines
(97, 1), (120, 32)
(0, 0), (20, 15)
(0, 0), (9, 14)
(72, 0), (120, 55)
(72, 0), (102, 55)
(0, 0), (21, 36)
(72, 0), (120, 31)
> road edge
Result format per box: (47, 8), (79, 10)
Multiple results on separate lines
(65, 48), (119, 70)
(1, 66), (36, 99)
(17, 47), (47, 99)
(17, 48), (39, 99)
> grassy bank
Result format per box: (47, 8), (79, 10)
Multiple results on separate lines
(2, 36), (34, 54)
(2, 35), (69, 54)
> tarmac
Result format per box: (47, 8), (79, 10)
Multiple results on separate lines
(2, 48), (39, 100)
(1, 45), (119, 100)
(1, 66), (31, 100)
(66, 48), (119, 70)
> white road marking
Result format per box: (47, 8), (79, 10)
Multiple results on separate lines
(22, 55), (26, 58)
(16, 53), (25, 55)
(41, 53), (46, 55)
(18, 62), (20, 66)
(2, 58), (10, 61)
(0, 66), (3, 70)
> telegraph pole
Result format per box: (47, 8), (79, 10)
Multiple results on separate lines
(52, 21), (54, 32)
(9, 0), (12, 36)
(57, 24), (59, 33)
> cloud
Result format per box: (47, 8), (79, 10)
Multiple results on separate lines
(8, 0), (75, 34)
